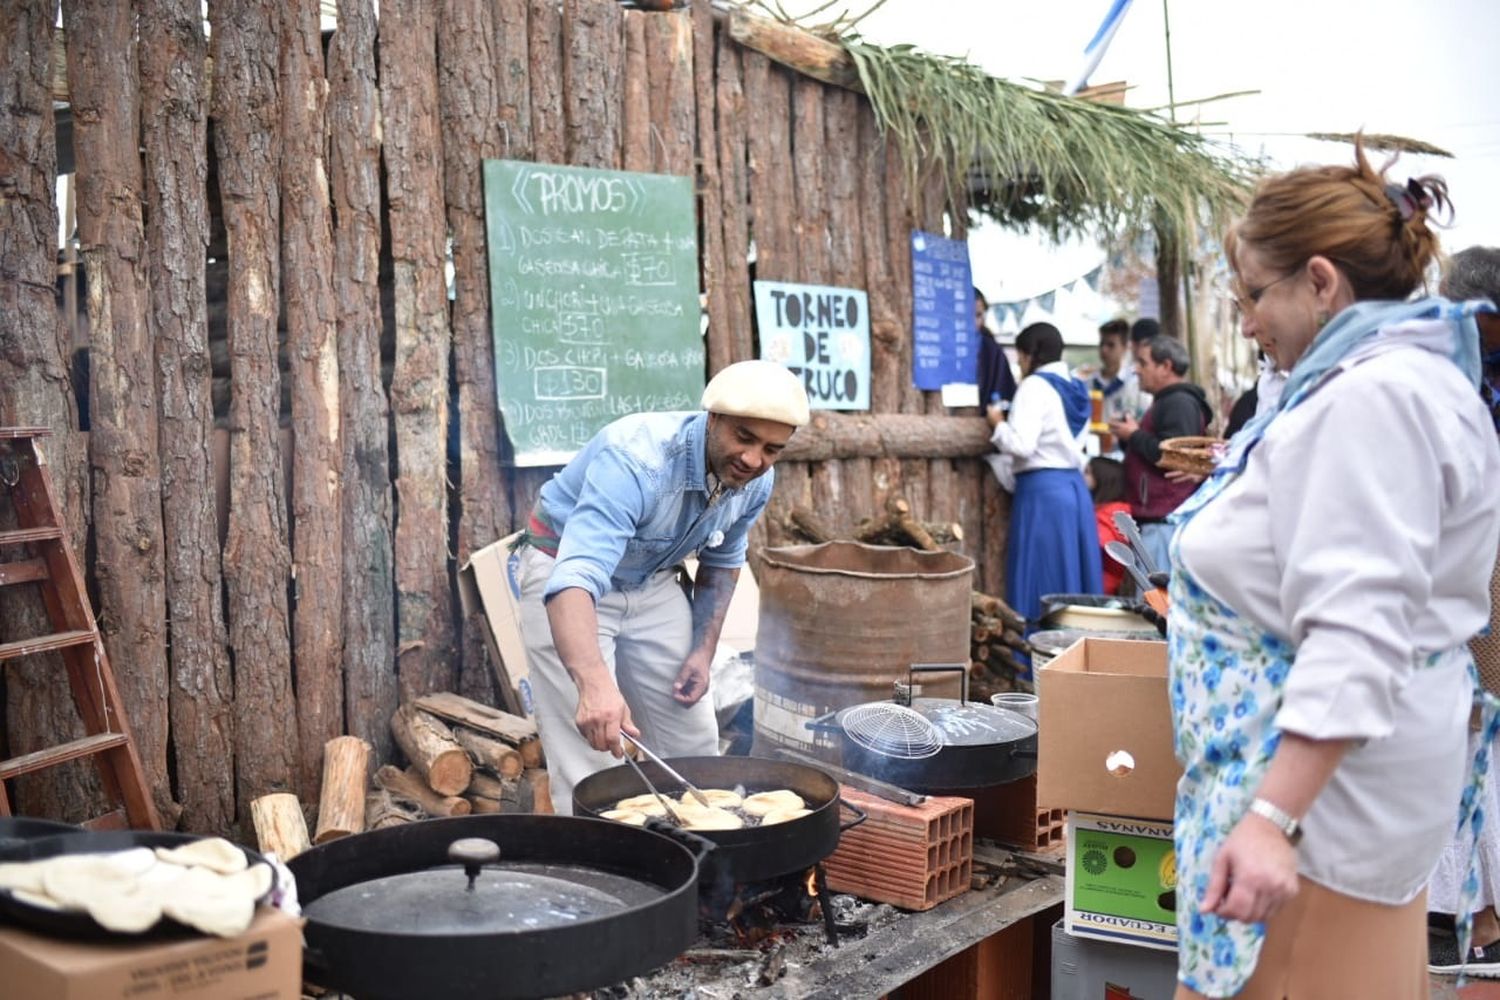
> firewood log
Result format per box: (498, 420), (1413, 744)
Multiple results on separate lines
(466, 794), (502, 814)
(454, 728), (524, 779)
(972, 591), (1026, 632)
(251, 793), (311, 861)
(519, 737), (545, 770)
(390, 704), (473, 795)
(374, 764), (472, 817)
(785, 506), (835, 544)
(527, 769), (554, 815)
(314, 736), (372, 844)
(366, 790), (421, 830)
(469, 772), (533, 813)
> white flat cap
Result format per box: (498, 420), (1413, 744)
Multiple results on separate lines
(701, 360), (810, 428)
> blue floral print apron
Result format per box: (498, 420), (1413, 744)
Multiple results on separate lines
(1166, 299), (1500, 997)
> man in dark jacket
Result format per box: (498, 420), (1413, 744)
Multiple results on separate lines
(1107, 335), (1211, 573)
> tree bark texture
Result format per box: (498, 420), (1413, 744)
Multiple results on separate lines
(780, 413), (992, 462)
(492, 0), (533, 161)
(713, 31), (754, 370)
(645, 11), (694, 177)
(691, 4), (726, 376)
(885, 142), (922, 415)
(0, 0), (100, 822)
(64, 0), (177, 825)
(562, 0), (623, 169)
(313, 735), (371, 844)
(140, 0), (235, 834)
(528, 0), (564, 164)
(280, 0), (345, 803)
(791, 77), (829, 285)
(328, 0), (397, 766)
(380, 0), (456, 703)
(211, 0), (300, 826)
(744, 54), (794, 283)
(621, 13), (650, 173)
(825, 89), (871, 528)
(859, 105), (900, 415)
(438, 0), (507, 707)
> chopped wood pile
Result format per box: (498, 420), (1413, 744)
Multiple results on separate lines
(780, 494), (1030, 700)
(249, 693), (551, 859)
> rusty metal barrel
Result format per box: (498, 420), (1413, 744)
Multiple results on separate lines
(751, 541), (975, 762)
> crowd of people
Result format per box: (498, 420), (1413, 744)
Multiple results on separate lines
(975, 145), (1500, 997)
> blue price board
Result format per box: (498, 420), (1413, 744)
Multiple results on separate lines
(910, 230), (976, 391)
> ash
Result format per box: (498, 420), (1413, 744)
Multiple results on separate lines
(587, 895), (902, 999)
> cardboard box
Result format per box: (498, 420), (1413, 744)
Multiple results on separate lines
(458, 531), (535, 718)
(0, 907), (303, 1000)
(1037, 637), (1179, 821)
(1065, 811), (1177, 951)
(1051, 917), (1178, 999)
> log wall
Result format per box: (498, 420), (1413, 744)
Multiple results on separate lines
(1, 1), (1006, 836)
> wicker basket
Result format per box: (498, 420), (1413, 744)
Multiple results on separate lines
(1157, 436), (1225, 477)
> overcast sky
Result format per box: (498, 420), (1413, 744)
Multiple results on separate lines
(798, 0), (1500, 306)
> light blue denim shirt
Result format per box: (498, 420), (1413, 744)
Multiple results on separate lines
(536, 411), (774, 601)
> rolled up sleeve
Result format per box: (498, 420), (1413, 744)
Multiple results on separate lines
(699, 480), (772, 571)
(543, 449), (650, 602)
(1270, 377), (1442, 741)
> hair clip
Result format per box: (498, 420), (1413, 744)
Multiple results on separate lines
(1386, 179), (1433, 221)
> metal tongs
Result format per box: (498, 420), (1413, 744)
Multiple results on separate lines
(621, 732), (713, 810)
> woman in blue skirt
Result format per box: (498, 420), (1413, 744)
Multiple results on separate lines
(987, 322), (1103, 659)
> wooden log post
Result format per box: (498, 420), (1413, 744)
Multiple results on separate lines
(645, 9), (695, 177)
(139, 0), (236, 835)
(329, 0), (398, 767)
(621, 12), (651, 172)
(714, 29), (754, 367)
(454, 728), (524, 779)
(725, 9), (862, 92)
(390, 705), (474, 796)
(282, 0), (345, 804)
(211, 0), (300, 825)
(528, 0), (564, 164)
(67, 0), (177, 826)
(0, 0), (100, 822)
(374, 764), (473, 817)
(313, 736), (372, 844)
(382, 0), (457, 702)
(251, 793), (312, 861)
(562, 0), (623, 169)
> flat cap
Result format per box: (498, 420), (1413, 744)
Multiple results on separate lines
(700, 360), (810, 428)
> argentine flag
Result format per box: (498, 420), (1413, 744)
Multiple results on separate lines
(1062, 0), (1135, 97)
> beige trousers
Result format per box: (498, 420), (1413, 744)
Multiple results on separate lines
(517, 546), (719, 815)
(1175, 878), (1429, 1000)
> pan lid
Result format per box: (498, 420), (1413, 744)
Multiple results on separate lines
(903, 697), (1037, 747)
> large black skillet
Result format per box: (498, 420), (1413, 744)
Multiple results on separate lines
(572, 754), (866, 891)
(288, 813), (712, 1000)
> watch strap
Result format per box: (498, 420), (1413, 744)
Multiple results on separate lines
(1249, 797), (1302, 844)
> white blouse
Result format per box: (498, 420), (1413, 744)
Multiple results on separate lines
(990, 361), (1089, 474)
(1177, 330), (1500, 903)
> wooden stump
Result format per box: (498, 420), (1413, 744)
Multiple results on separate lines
(314, 736), (372, 844)
(250, 793), (312, 861)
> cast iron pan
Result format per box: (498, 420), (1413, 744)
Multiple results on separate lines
(0, 830), (277, 940)
(288, 813), (711, 1000)
(572, 754), (866, 887)
(0, 817), (80, 855)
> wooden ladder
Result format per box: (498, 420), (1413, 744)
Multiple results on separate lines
(0, 427), (160, 831)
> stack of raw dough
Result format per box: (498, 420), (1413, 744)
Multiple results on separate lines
(0, 838), (272, 937)
(601, 788), (810, 830)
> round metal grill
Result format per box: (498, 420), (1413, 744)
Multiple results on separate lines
(839, 703), (944, 760)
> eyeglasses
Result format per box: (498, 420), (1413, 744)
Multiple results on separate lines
(1233, 270), (1298, 312)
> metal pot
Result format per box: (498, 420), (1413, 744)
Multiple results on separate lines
(572, 755), (866, 887)
(0, 829), (276, 941)
(0, 816), (79, 854)
(288, 814), (711, 1000)
(810, 665), (1038, 793)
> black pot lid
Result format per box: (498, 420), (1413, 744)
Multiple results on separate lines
(302, 861), (668, 936)
(903, 698), (1037, 747)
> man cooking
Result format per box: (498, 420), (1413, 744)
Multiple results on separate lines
(516, 360), (810, 813)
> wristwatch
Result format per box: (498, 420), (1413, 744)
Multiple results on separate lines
(1248, 797), (1303, 846)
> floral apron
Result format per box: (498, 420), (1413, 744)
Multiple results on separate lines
(1166, 377), (1500, 997)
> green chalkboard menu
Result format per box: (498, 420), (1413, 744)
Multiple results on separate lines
(483, 159), (705, 466)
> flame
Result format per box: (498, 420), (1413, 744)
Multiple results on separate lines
(804, 868), (818, 898)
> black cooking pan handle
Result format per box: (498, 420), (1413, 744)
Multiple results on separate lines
(645, 819), (716, 864)
(837, 798), (868, 833)
(909, 663), (970, 705)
